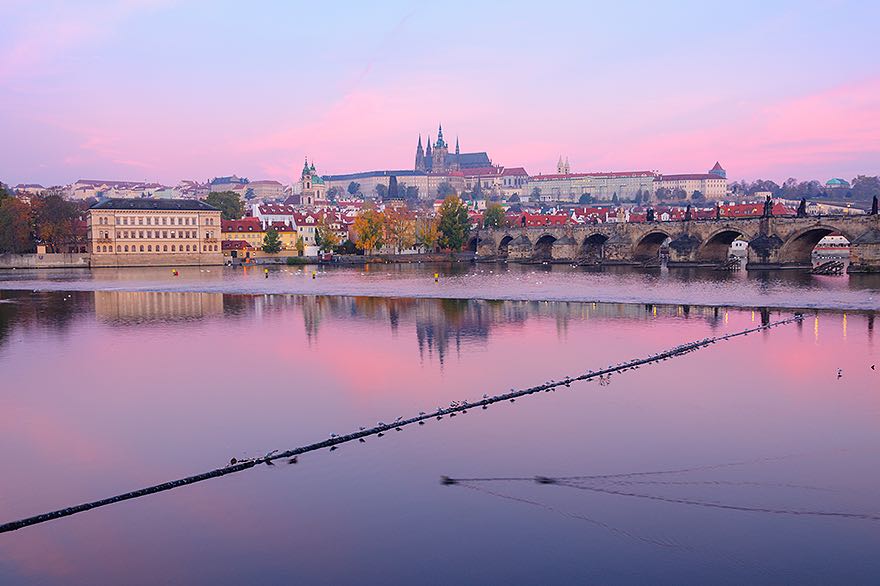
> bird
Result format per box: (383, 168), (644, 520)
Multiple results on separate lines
(418, 421), (425, 425)
(482, 394), (489, 399)
(377, 432), (385, 437)
(359, 438), (366, 443)
(288, 456), (298, 464)
(329, 446), (337, 452)
(509, 398), (516, 403)
(330, 433), (338, 438)
(359, 426), (366, 431)
(396, 427), (402, 431)
(229, 458), (237, 465)
(837, 369), (843, 379)
(482, 405), (488, 410)
(872, 365), (876, 371)
(265, 459), (275, 466)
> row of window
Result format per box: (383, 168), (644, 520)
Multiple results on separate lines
(96, 216), (216, 226)
(112, 230), (211, 239)
(94, 244), (220, 253)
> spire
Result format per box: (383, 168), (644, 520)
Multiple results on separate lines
(455, 136), (460, 155)
(302, 157), (310, 177)
(426, 136), (432, 155)
(417, 134), (423, 149)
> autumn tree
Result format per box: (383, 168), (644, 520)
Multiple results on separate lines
(262, 227), (282, 253)
(205, 191), (244, 220)
(352, 208), (385, 254)
(437, 195), (469, 251)
(482, 203), (507, 229)
(0, 197), (32, 253)
(384, 208), (416, 253)
(295, 236), (305, 256)
(415, 216), (440, 252)
(316, 221), (340, 253)
(32, 194), (81, 252)
(437, 182), (457, 198)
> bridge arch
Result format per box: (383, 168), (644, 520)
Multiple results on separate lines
(697, 228), (749, 263)
(580, 233), (609, 263)
(497, 234), (514, 258)
(633, 230), (671, 261)
(533, 234), (557, 262)
(778, 226), (853, 265)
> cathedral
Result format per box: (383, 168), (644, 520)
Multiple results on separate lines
(414, 124), (491, 173)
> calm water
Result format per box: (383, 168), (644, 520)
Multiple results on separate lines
(1, 266), (879, 584)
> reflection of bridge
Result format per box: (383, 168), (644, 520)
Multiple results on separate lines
(471, 215), (880, 272)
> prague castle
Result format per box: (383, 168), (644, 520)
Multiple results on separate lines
(414, 124), (491, 173)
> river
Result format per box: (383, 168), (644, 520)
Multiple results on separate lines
(0, 265), (879, 584)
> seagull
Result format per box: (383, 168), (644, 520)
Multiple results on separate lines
(418, 421), (425, 425)
(359, 438), (366, 443)
(265, 458), (275, 466)
(359, 426), (366, 431)
(837, 369), (843, 379)
(329, 446), (337, 452)
(377, 432), (384, 437)
(872, 365), (876, 371)
(288, 456), (298, 464)
(396, 427), (402, 431)
(229, 458), (237, 465)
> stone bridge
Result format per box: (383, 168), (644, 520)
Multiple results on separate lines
(469, 214), (880, 272)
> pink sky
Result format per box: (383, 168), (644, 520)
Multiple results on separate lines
(1, 1), (879, 185)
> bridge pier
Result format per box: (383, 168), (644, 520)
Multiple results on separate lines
(849, 230), (880, 273)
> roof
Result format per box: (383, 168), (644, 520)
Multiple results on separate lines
(710, 162), (725, 171)
(211, 175), (248, 185)
(531, 171), (655, 181)
(501, 167), (529, 177)
(461, 166), (503, 177)
(451, 152), (492, 168)
(222, 240), (254, 250)
(324, 170), (426, 181)
(222, 218), (263, 232)
(250, 180), (284, 186)
(90, 198), (219, 211)
(658, 174), (722, 181)
(257, 204), (297, 215)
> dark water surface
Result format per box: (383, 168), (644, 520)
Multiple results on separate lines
(1, 266), (879, 584)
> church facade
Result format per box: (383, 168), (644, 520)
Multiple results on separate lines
(414, 124), (491, 173)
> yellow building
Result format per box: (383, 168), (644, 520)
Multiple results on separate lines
(88, 198), (223, 267)
(221, 217), (299, 252)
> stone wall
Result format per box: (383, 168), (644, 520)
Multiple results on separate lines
(0, 253), (91, 269)
(90, 253), (224, 268)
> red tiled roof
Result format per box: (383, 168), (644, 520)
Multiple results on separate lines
(222, 218), (263, 232)
(657, 174), (721, 181)
(501, 167), (529, 176)
(222, 240), (254, 250)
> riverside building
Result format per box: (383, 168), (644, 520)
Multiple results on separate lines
(88, 198), (223, 267)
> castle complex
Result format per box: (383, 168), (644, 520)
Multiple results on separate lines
(414, 124), (491, 173)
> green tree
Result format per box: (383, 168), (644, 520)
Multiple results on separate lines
(692, 190), (706, 203)
(347, 181), (361, 196)
(404, 185), (420, 203)
(611, 193), (620, 205)
(851, 176), (880, 202)
(578, 193), (593, 204)
(327, 186), (340, 201)
(437, 182), (457, 198)
(262, 227), (282, 253)
(244, 187), (256, 200)
(295, 236), (305, 256)
(374, 184), (387, 199)
(437, 195), (470, 251)
(205, 191), (244, 220)
(482, 203), (507, 228)
(530, 187), (541, 200)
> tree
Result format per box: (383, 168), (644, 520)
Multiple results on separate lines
(611, 193), (620, 205)
(672, 188), (687, 201)
(384, 208), (416, 253)
(634, 190), (645, 205)
(387, 176), (400, 200)
(530, 187), (541, 200)
(437, 195), (469, 251)
(0, 197), (32, 253)
(851, 176), (880, 202)
(578, 193), (594, 204)
(32, 194), (81, 252)
(692, 190), (705, 202)
(437, 182), (457, 198)
(316, 221), (340, 253)
(244, 187), (256, 200)
(327, 186), (340, 201)
(352, 208), (385, 254)
(508, 194), (520, 203)
(205, 191), (244, 220)
(404, 185), (420, 203)
(262, 227), (282, 253)
(655, 187), (670, 201)
(295, 236), (305, 256)
(374, 184), (388, 199)
(415, 216), (440, 252)
(482, 203), (507, 229)
(347, 181), (361, 196)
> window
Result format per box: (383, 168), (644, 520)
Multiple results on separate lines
(124, 245), (129, 252)
(138, 217), (143, 225)
(171, 245), (176, 252)
(163, 245), (168, 252)
(116, 245), (121, 252)
(139, 231), (144, 238)
(147, 245), (152, 252)
(185, 245), (190, 252)
(139, 245), (144, 252)
(162, 231), (167, 238)
(162, 217), (167, 225)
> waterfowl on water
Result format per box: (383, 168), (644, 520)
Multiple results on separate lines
(288, 456), (298, 464)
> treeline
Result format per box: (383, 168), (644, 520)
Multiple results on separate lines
(730, 175), (880, 202)
(0, 184), (90, 254)
(351, 196), (473, 254)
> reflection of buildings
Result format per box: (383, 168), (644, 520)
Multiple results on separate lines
(94, 291), (224, 322)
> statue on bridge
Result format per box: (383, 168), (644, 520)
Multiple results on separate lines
(715, 204), (721, 220)
(684, 204), (692, 221)
(872, 195), (878, 216)
(797, 198), (807, 218)
(646, 208), (655, 222)
(763, 195), (773, 218)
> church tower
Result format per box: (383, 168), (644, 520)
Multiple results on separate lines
(432, 123), (448, 173)
(415, 135), (425, 171)
(425, 136), (433, 172)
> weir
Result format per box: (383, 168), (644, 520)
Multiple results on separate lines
(0, 315), (803, 535)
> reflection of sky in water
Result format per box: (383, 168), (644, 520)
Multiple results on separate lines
(0, 288), (879, 584)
